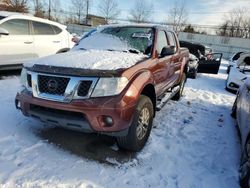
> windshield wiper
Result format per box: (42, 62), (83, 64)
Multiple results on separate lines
(128, 48), (141, 54)
(105, 48), (141, 54)
(79, 47), (87, 50)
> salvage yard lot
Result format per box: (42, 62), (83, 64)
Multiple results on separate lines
(0, 60), (241, 187)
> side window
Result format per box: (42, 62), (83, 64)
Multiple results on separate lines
(167, 32), (177, 52)
(156, 30), (168, 54)
(32, 21), (55, 35)
(0, 19), (29, 35)
(51, 25), (62, 34)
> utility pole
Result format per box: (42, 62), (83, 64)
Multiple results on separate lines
(85, 0), (89, 25)
(48, 0), (51, 20)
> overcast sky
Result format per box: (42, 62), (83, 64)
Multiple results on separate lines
(63, 0), (250, 26)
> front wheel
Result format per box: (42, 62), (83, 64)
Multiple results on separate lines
(117, 95), (154, 151)
(240, 138), (250, 188)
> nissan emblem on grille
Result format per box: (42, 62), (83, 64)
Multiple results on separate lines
(47, 79), (58, 92)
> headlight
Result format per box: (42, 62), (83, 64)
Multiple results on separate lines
(91, 77), (129, 97)
(20, 68), (27, 87)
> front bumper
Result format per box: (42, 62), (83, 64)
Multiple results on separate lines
(15, 90), (138, 136)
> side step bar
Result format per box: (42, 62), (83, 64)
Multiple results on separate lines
(156, 86), (180, 111)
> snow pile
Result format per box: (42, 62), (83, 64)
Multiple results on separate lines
(25, 50), (147, 70)
(0, 60), (241, 187)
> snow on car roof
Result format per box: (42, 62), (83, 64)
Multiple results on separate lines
(237, 52), (250, 66)
(0, 11), (66, 29)
(0, 11), (33, 17)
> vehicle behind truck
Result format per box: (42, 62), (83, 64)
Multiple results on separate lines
(16, 24), (189, 151)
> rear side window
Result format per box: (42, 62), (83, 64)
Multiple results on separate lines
(32, 21), (55, 35)
(167, 32), (177, 52)
(0, 16), (5, 20)
(0, 19), (29, 35)
(156, 30), (168, 54)
(51, 25), (62, 34)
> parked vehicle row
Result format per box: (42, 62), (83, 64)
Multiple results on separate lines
(0, 11), (75, 70)
(180, 40), (222, 79)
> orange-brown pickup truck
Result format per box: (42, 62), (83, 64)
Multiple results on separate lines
(15, 25), (189, 151)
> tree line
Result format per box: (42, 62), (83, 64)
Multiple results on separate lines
(0, 0), (249, 38)
(0, 0), (188, 29)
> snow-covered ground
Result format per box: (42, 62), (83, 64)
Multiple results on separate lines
(0, 60), (241, 188)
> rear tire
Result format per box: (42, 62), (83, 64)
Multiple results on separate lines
(172, 73), (186, 101)
(231, 97), (237, 118)
(117, 95), (154, 151)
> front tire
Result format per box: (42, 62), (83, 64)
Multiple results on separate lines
(117, 95), (154, 151)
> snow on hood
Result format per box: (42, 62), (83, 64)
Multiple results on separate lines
(25, 50), (148, 70)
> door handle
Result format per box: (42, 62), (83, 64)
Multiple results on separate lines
(53, 41), (60, 43)
(24, 41), (33, 44)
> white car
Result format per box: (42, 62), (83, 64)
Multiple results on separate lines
(0, 11), (74, 70)
(226, 53), (250, 92)
(226, 51), (245, 74)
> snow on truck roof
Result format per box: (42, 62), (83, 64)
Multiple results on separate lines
(0, 11), (66, 29)
(98, 23), (174, 31)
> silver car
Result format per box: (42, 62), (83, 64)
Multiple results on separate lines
(232, 78), (250, 188)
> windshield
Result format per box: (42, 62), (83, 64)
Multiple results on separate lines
(73, 26), (154, 55)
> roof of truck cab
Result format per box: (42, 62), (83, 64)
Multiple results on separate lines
(99, 23), (174, 32)
(0, 11), (66, 29)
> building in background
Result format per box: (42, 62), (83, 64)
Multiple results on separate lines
(85, 14), (107, 27)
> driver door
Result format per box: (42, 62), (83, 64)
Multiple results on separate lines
(198, 53), (223, 74)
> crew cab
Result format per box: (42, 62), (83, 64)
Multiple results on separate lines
(0, 11), (74, 70)
(15, 25), (189, 151)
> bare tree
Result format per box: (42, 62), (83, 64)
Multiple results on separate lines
(32, 0), (45, 18)
(218, 7), (250, 38)
(168, 0), (188, 33)
(3, 0), (29, 12)
(129, 0), (153, 23)
(98, 0), (119, 23)
(71, 0), (86, 24)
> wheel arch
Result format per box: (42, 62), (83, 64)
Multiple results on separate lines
(140, 84), (156, 117)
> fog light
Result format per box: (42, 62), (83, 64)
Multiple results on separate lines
(103, 116), (113, 127)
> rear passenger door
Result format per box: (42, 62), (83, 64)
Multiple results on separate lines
(31, 21), (62, 58)
(153, 30), (172, 95)
(167, 31), (181, 83)
(0, 19), (35, 66)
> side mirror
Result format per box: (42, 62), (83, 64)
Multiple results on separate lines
(0, 27), (9, 35)
(160, 46), (175, 57)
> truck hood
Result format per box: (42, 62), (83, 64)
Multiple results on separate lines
(25, 50), (148, 70)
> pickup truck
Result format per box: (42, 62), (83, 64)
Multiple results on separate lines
(15, 25), (189, 151)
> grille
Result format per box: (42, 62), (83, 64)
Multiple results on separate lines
(77, 81), (92, 97)
(38, 75), (70, 95)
